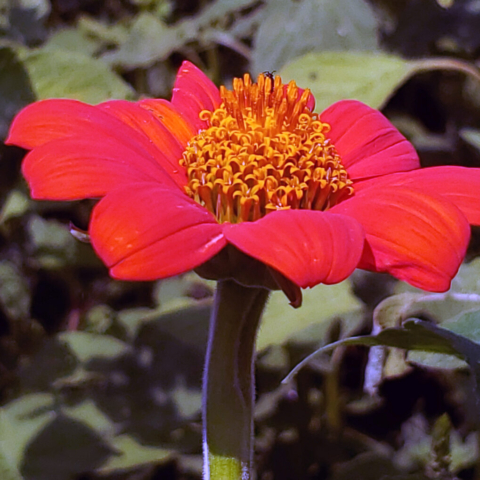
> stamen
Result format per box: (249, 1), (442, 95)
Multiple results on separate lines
(180, 73), (354, 223)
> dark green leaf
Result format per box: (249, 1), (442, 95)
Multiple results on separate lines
(285, 320), (464, 382)
(21, 416), (114, 480)
(252, 0), (379, 74)
(0, 45), (35, 139)
(102, 13), (186, 69)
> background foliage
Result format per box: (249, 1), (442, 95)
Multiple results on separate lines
(2, 0), (480, 479)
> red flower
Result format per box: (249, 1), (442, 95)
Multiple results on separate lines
(6, 61), (480, 297)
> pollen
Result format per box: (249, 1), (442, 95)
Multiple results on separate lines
(180, 73), (354, 223)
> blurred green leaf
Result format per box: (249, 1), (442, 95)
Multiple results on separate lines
(365, 288), (480, 391)
(58, 331), (130, 363)
(62, 400), (115, 436)
(257, 280), (363, 351)
(0, 450), (23, 480)
(285, 320), (460, 382)
(374, 291), (480, 330)
(332, 452), (400, 480)
(0, 260), (30, 320)
(286, 318), (480, 394)
(27, 215), (77, 268)
(77, 15), (129, 46)
(281, 52), (480, 112)
(195, 0), (259, 25)
(408, 309), (480, 369)
(135, 302), (210, 353)
(16, 47), (135, 102)
(450, 257), (480, 292)
(102, 12), (186, 69)
(460, 127), (480, 151)
(0, 394), (55, 470)
(97, 435), (173, 474)
(21, 415), (114, 480)
(6, 0), (49, 44)
(0, 45), (35, 138)
(394, 414), (477, 474)
(280, 51), (415, 111)
(252, 0), (379, 74)
(18, 338), (78, 392)
(43, 28), (100, 56)
(0, 190), (30, 223)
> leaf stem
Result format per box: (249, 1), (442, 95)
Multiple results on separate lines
(203, 280), (269, 480)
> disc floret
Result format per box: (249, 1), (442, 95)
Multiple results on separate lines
(180, 73), (354, 223)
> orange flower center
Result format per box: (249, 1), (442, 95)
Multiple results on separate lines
(180, 73), (354, 223)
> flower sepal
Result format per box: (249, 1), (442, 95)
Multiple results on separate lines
(195, 245), (302, 307)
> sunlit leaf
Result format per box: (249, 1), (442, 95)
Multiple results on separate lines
(97, 435), (172, 474)
(58, 331), (131, 363)
(63, 400), (115, 435)
(279, 51), (415, 111)
(0, 394), (55, 469)
(0, 190), (30, 223)
(257, 280), (363, 351)
(0, 449), (23, 480)
(16, 46), (135, 102)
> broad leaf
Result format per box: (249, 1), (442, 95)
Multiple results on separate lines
(97, 435), (172, 474)
(17, 47), (135, 102)
(0, 394), (55, 470)
(102, 13), (186, 69)
(252, 0), (379, 74)
(21, 416), (114, 480)
(279, 51), (415, 111)
(59, 331), (131, 363)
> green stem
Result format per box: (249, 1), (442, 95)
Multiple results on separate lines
(203, 280), (269, 480)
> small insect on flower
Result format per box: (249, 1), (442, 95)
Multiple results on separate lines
(262, 70), (276, 92)
(262, 70), (276, 81)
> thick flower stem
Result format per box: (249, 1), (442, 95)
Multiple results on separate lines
(203, 280), (269, 480)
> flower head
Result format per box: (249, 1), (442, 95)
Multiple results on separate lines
(7, 61), (480, 305)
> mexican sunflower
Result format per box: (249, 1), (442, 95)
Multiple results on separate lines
(7, 62), (480, 303)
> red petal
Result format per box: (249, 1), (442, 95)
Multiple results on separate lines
(90, 183), (226, 280)
(354, 166), (480, 226)
(7, 99), (147, 149)
(320, 100), (420, 180)
(223, 210), (365, 288)
(139, 98), (196, 145)
(22, 136), (177, 200)
(331, 187), (470, 291)
(99, 100), (184, 161)
(171, 61), (221, 132)
(98, 100), (187, 187)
